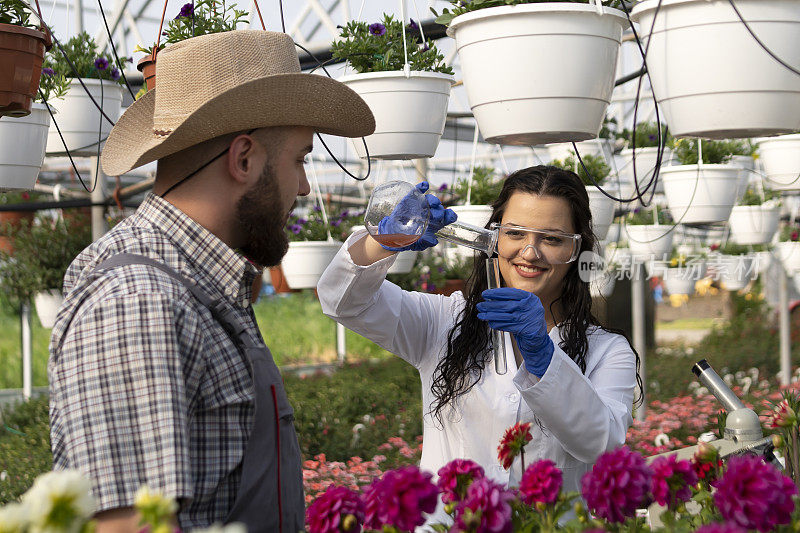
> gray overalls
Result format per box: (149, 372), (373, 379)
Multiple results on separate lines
(94, 253), (304, 533)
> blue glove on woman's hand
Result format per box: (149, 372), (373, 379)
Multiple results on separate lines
(476, 287), (555, 378)
(377, 181), (458, 252)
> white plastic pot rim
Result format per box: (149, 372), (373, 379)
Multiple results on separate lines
(339, 70), (456, 84)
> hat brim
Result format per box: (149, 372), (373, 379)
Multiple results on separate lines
(101, 73), (376, 176)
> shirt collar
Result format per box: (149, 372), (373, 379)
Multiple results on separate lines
(135, 193), (260, 301)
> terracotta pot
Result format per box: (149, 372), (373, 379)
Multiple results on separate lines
(137, 55), (156, 91)
(433, 279), (466, 297)
(0, 210), (34, 255)
(269, 265), (297, 294)
(0, 24), (48, 118)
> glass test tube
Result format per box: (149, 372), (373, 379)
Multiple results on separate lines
(436, 220), (498, 255)
(486, 257), (507, 375)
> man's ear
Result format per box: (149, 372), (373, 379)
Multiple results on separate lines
(226, 133), (261, 186)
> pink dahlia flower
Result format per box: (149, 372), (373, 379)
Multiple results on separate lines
(695, 523), (746, 533)
(306, 486), (364, 533)
(363, 466), (438, 532)
(453, 477), (514, 533)
(713, 454), (797, 532)
(651, 454), (698, 509)
(580, 446), (653, 523)
(497, 422), (532, 470)
(437, 459), (485, 504)
(519, 459), (562, 506)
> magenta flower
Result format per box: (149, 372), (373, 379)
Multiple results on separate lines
(94, 57), (109, 70)
(437, 459), (485, 504)
(306, 486), (365, 533)
(453, 477), (514, 533)
(363, 466), (438, 532)
(650, 454), (697, 510)
(580, 446), (653, 523)
(695, 524), (746, 533)
(519, 459), (562, 506)
(175, 2), (194, 19)
(713, 454), (797, 531)
(368, 23), (386, 36)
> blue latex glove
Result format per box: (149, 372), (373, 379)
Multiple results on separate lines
(476, 287), (554, 378)
(377, 181), (458, 252)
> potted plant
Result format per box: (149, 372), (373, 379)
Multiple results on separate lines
(617, 121), (672, 195)
(757, 133), (800, 192)
(658, 249), (706, 296)
(660, 138), (750, 224)
(332, 15), (454, 160)
(711, 242), (756, 292)
(447, 165), (502, 228)
(624, 206), (674, 260)
(387, 250), (472, 296)
(436, 0), (627, 145)
(43, 32), (126, 157)
(134, 0), (248, 92)
(631, 0), (800, 140)
(728, 186), (781, 246)
(550, 153), (616, 240)
(0, 0), (50, 117)
(775, 224), (800, 274)
(0, 214), (91, 328)
(0, 62), (68, 189)
(546, 116), (621, 165)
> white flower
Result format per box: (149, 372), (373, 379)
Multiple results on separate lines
(0, 502), (30, 533)
(193, 523), (247, 533)
(654, 433), (670, 447)
(134, 485), (178, 518)
(22, 470), (95, 533)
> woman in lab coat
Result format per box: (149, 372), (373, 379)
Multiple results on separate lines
(317, 165), (640, 503)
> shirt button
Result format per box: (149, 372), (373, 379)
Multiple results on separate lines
(241, 298), (250, 308)
(508, 393), (519, 403)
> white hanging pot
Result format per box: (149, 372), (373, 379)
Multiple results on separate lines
(339, 71), (454, 160)
(728, 204), (780, 245)
(625, 224), (674, 260)
(46, 79), (123, 157)
(547, 138), (615, 166)
(589, 270), (616, 298)
(775, 241), (800, 273)
(713, 254), (755, 291)
(754, 250), (773, 275)
(449, 204), (493, 229)
(448, 3), (627, 145)
(0, 103), (50, 189)
(34, 289), (63, 329)
(729, 155), (755, 200)
(661, 164), (740, 224)
(757, 134), (800, 191)
(618, 147), (673, 195)
(282, 241), (343, 289)
(586, 186), (616, 241)
(662, 268), (700, 296)
(631, 0), (800, 139)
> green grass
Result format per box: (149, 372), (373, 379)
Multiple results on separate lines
(0, 292), (392, 389)
(655, 317), (721, 331)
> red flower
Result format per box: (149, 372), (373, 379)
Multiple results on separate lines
(518, 459), (562, 506)
(770, 399), (797, 428)
(497, 422), (532, 470)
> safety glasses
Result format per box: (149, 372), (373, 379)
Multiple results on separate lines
(490, 223), (582, 264)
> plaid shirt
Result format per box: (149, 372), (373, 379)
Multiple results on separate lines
(49, 193), (262, 529)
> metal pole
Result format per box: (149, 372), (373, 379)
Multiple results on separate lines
(632, 261), (647, 421)
(336, 322), (346, 364)
(780, 265), (792, 386)
(90, 158), (109, 241)
(21, 302), (33, 400)
(74, 0), (84, 34)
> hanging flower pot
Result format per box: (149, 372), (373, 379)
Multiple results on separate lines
(137, 55), (156, 91)
(449, 204), (492, 229)
(625, 224), (674, 260)
(775, 241), (800, 273)
(586, 186), (617, 241)
(618, 147), (673, 195)
(631, 0), (800, 139)
(34, 289), (63, 328)
(728, 204), (780, 245)
(754, 250), (773, 276)
(712, 254), (755, 292)
(661, 165), (740, 224)
(282, 241), (343, 289)
(661, 264), (705, 296)
(0, 102), (50, 189)
(448, 3), (627, 145)
(339, 71), (454, 160)
(46, 78), (123, 157)
(757, 134), (800, 191)
(547, 138), (615, 166)
(0, 23), (48, 118)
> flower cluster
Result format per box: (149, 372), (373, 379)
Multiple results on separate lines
(285, 207), (364, 243)
(363, 466), (438, 532)
(42, 32), (128, 85)
(580, 446), (654, 523)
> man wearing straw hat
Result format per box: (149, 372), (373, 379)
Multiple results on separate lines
(48, 30), (375, 533)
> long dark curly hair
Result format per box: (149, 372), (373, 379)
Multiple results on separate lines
(429, 165), (642, 423)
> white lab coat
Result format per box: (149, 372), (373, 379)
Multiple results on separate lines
(317, 231), (637, 524)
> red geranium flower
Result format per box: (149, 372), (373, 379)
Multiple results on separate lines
(497, 422), (532, 470)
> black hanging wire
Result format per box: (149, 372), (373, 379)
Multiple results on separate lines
(96, 0), (136, 100)
(278, 0), (286, 33)
(727, 0), (800, 77)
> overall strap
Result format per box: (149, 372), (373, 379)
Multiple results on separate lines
(93, 253), (257, 349)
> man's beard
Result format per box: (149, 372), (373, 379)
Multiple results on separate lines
(236, 162), (290, 267)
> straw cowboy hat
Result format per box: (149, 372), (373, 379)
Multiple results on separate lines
(101, 30), (375, 176)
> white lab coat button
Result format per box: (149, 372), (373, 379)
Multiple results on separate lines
(509, 393), (519, 403)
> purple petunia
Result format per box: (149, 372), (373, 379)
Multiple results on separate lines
(369, 22), (386, 36)
(650, 454), (697, 510)
(363, 466), (438, 532)
(42, 67), (55, 77)
(297, 218), (308, 225)
(289, 224), (302, 234)
(713, 454), (797, 532)
(648, 134), (657, 142)
(519, 459), (563, 507)
(438, 183), (448, 192)
(453, 477), (514, 533)
(175, 2), (194, 19)
(581, 446), (653, 524)
(110, 68), (121, 81)
(437, 459), (485, 504)
(407, 19), (419, 31)
(94, 57), (109, 71)
(306, 486), (365, 533)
